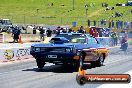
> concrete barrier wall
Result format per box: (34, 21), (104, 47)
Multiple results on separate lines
(3, 34), (40, 43)
(0, 33), (55, 43)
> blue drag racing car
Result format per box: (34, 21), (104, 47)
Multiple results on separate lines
(30, 33), (109, 69)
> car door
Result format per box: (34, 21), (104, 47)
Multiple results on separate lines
(83, 36), (99, 62)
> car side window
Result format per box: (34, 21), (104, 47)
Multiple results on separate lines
(88, 37), (97, 44)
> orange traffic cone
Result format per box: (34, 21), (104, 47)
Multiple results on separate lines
(18, 35), (23, 44)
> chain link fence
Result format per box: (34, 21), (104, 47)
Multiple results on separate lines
(0, 15), (132, 30)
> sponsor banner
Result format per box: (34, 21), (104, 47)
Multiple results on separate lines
(76, 67), (131, 85)
(0, 47), (33, 62)
(0, 49), (15, 62)
(97, 70), (132, 88)
(76, 74), (131, 85)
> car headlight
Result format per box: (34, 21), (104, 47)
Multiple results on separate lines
(35, 48), (40, 52)
(76, 50), (81, 55)
(65, 48), (71, 52)
(77, 52), (80, 55)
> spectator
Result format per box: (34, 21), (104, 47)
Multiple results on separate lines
(120, 35), (128, 53)
(93, 28), (98, 37)
(108, 20), (111, 28)
(62, 28), (66, 33)
(104, 28), (110, 37)
(89, 28), (94, 36)
(56, 26), (61, 35)
(12, 26), (21, 43)
(100, 19), (105, 27)
(111, 20), (114, 28)
(120, 21), (123, 29)
(39, 27), (45, 41)
(111, 32), (118, 46)
(116, 20), (119, 29)
(124, 22), (128, 29)
(33, 27), (36, 34)
(102, 3), (108, 7)
(68, 28), (73, 33)
(93, 20), (96, 26)
(46, 28), (52, 37)
(51, 3), (54, 6)
(104, 3), (108, 7)
(98, 29), (103, 37)
(88, 20), (90, 27)
(77, 26), (85, 33)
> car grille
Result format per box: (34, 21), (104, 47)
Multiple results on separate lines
(41, 47), (66, 53)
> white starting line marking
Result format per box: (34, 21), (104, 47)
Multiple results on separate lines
(98, 70), (132, 88)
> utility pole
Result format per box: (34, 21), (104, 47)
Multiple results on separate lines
(86, 8), (88, 17)
(36, 9), (39, 25)
(73, 0), (75, 10)
(24, 14), (25, 25)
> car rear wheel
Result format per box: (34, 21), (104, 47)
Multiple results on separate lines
(91, 55), (104, 67)
(96, 55), (104, 66)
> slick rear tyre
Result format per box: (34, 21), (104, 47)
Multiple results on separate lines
(96, 55), (104, 66)
(91, 62), (96, 67)
(91, 55), (104, 67)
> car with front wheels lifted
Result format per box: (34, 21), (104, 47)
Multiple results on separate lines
(30, 33), (109, 70)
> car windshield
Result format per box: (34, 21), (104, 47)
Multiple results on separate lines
(55, 34), (86, 43)
(71, 38), (86, 43)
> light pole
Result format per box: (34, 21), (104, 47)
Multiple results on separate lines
(85, 4), (88, 18)
(24, 14), (25, 25)
(36, 9), (39, 25)
(72, 0), (75, 10)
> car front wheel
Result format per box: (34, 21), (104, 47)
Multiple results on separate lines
(36, 59), (45, 69)
(71, 60), (80, 70)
